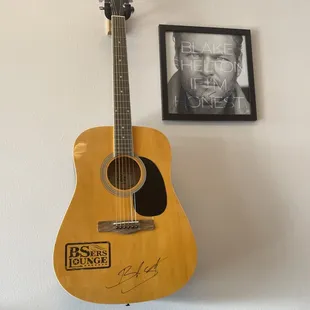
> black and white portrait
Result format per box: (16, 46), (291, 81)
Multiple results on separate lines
(159, 25), (257, 121)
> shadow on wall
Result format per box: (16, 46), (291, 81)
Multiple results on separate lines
(151, 133), (291, 303)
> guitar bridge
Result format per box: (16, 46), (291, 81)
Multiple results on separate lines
(97, 220), (155, 234)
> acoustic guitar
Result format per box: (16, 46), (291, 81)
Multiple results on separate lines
(53, 0), (197, 304)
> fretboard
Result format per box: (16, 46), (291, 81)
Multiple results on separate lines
(112, 15), (133, 156)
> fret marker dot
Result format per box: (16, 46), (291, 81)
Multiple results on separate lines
(122, 136), (125, 139)
(127, 110), (129, 113)
(122, 126), (124, 129)
(120, 76), (122, 78)
(115, 110), (118, 112)
(120, 90), (123, 93)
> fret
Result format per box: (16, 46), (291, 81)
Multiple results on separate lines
(114, 141), (133, 143)
(114, 140), (132, 142)
(114, 134), (132, 136)
(114, 148), (133, 151)
(114, 147), (133, 150)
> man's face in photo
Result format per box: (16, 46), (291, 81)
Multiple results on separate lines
(174, 33), (242, 104)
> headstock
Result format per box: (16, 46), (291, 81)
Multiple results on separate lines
(99, 0), (134, 20)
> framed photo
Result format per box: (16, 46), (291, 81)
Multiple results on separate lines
(158, 24), (257, 121)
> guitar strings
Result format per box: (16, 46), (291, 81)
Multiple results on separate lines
(126, 20), (135, 224)
(121, 14), (134, 223)
(111, 0), (116, 15)
(111, 0), (114, 223)
(112, 1), (138, 225)
(115, 13), (124, 225)
(112, 14), (119, 225)
(117, 15), (126, 225)
(112, 1), (122, 225)
(123, 14), (136, 223)
(119, 15), (127, 225)
(119, 14), (127, 224)
(119, 13), (134, 224)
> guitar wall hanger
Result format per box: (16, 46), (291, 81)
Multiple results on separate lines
(99, 0), (134, 35)
(99, 0), (134, 20)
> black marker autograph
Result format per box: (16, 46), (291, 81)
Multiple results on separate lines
(106, 257), (167, 294)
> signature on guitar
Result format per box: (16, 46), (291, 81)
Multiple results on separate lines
(106, 257), (167, 294)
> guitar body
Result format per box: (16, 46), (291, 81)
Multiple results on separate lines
(53, 126), (197, 304)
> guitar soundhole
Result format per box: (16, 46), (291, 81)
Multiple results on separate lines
(107, 156), (141, 190)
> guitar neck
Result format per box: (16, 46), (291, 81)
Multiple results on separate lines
(112, 15), (133, 156)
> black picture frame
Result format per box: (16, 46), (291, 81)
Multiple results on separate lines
(158, 24), (257, 121)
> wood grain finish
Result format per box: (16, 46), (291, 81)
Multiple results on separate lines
(53, 126), (197, 304)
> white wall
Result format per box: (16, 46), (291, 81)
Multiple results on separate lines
(1, 0), (310, 309)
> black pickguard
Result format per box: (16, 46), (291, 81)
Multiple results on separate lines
(134, 157), (167, 217)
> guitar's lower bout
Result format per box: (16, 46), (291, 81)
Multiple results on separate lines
(53, 126), (197, 304)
